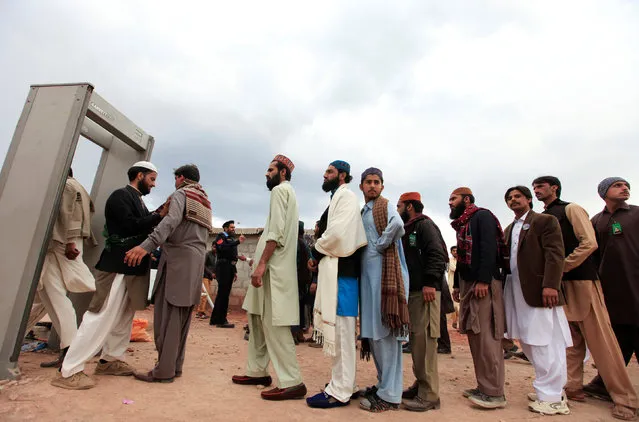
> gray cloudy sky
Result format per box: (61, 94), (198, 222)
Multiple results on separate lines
(1, 0), (638, 248)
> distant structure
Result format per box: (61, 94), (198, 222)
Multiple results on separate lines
(207, 227), (314, 308)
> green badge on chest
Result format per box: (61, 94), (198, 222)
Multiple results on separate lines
(409, 232), (418, 247)
(611, 222), (622, 235)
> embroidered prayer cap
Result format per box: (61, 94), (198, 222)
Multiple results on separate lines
(399, 192), (421, 202)
(131, 161), (158, 173)
(451, 187), (473, 196)
(360, 167), (383, 183)
(598, 177), (630, 199)
(272, 154), (295, 173)
(330, 160), (350, 174)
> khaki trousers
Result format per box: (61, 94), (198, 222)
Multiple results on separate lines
(408, 291), (440, 401)
(197, 278), (211, 314)
(246, 281), (303, 389)
(566, 280), (638, 408)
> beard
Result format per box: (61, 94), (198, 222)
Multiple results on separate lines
(365, 190), (381, 202)
(138, 179), (151, 195)
(400, 211), (410, 222)
(266, 173), (281, 191)
(322, 177), (340, 192)
(449, 203), (466, 220)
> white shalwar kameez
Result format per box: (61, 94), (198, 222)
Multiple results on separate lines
(504, 212), (572, 402)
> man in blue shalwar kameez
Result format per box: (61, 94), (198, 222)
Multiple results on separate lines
(358, 167), (411, 412)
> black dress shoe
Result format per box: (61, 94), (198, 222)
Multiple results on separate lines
(324, 382), (361, 399)
(583, 377), (612, 402)
(261, 383), (307, 400)
(232, 375), (273, 386)
(402, 383), (418, 399)
(512, 351), (529, 362)
(216, 323), (235, 328)
(357, 385), (378, 399)
(437, 347), (452, 354)
(40, 347), (68, 368)
(133, 371), (174, 383)
(40, 357), (63, 368)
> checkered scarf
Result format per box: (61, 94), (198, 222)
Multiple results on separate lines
(451, 204), (507, 267)
(177, 180), (213, 233)
(372, 196), (410, 337)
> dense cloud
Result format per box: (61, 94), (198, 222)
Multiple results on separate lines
(1, 0), (638, 248)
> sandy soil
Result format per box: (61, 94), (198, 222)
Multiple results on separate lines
(1, 308), (637, 422)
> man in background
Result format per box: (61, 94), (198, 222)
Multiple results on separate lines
(210, 220), (246, 328)
(197, 244), (217, 319)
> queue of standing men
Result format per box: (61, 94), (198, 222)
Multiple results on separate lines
(32, 155), (637, 420)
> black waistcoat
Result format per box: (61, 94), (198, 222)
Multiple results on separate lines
(543, 199), (598, 281)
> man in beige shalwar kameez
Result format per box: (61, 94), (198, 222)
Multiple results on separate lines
(232, 154), (307, 401)
(36, 168), (96, 368)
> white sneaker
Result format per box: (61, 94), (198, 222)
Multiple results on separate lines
(527, 392), (567, 402)
(528, 399), (571, 415)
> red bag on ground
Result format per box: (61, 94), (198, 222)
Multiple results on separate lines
(130, 318), (153, 342)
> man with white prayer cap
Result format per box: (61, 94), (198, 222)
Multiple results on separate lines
(52, 160), (170, 390)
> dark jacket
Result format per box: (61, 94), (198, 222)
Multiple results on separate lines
(504, 210), (566, 307)
(203, 250), (217, 279)
(215, 232), (240, 262)
(454, 209), (502, 287)
(95, 186), (162, 275)
(401, 215), (447, 291)
(297, 237), (312, 293)
(311, 205), (362, 278)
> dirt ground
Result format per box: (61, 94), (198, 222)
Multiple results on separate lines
(1, 308), (637, 422)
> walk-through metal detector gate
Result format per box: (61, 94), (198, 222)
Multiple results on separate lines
(0, 83), (155, 379)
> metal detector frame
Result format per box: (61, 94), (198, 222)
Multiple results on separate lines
(0, 83), (154, 379)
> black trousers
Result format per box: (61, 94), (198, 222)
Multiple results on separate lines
(438, 310), (451, 351)
(291, 296), (306, 334)
(292, 285), (311, 333)
(210, 262), (234, 325)
(611, 323), (639, 365)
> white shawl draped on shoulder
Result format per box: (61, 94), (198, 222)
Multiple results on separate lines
(313, 184), (367, 356)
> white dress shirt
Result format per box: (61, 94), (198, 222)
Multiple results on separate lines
(504, 212), (571, 346)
